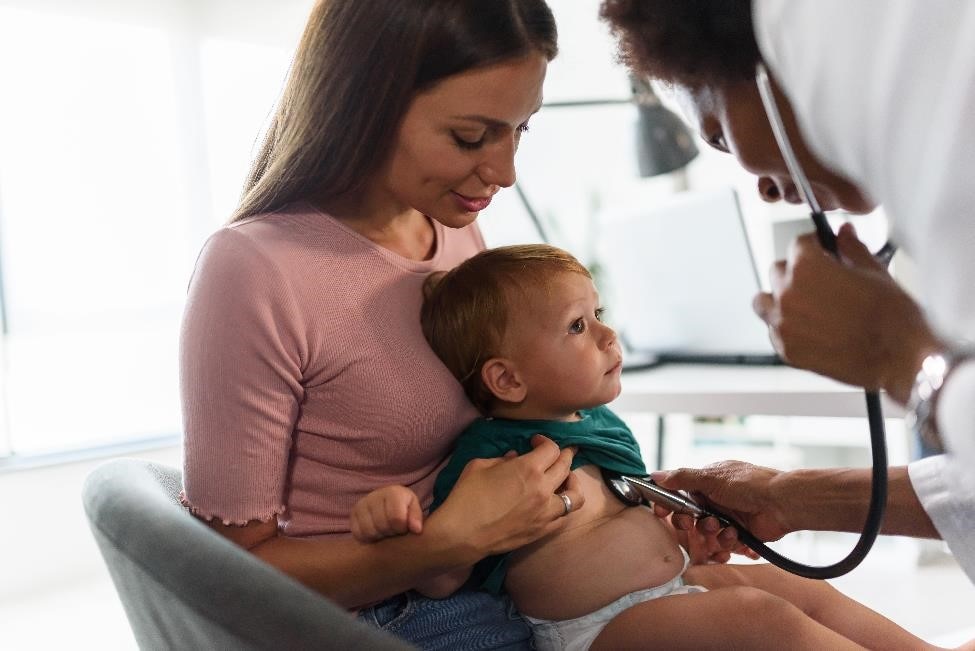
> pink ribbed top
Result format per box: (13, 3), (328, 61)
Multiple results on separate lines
(179, 202), (483, 537)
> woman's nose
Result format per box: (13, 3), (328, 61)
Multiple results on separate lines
(758, 176), (781, 202)
(758, 176), (802, 204)
(477, 138), (517, 188)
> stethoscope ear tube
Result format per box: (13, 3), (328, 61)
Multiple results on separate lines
(718, 62), (891, 579)
(606, 426), (887, 580)
(725, 391), (888, 579)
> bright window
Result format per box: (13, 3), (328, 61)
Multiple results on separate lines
(0, 1), (309, 456)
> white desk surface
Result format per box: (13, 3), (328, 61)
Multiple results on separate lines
(612, 364), (904, 419)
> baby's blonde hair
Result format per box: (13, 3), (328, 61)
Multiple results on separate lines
(421, 243), (591, 413)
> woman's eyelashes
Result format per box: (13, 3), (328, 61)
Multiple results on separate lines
(451, 121), (530, 151)
(705, 131), (729, 153)
(452, 131), (485, 150)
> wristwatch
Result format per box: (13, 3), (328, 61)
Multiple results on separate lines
(905, 347), (974, 452)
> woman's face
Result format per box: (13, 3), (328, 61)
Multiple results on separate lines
(673, 80), (875, 214)
(375, 53), (549, 229)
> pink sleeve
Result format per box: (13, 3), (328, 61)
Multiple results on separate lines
(180, 227), (306, 525)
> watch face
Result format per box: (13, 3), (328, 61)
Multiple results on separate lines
(907, 350), (971, 454)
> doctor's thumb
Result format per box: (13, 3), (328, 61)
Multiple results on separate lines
(837, 222), (882, 271)
(651, 468), (695, 490)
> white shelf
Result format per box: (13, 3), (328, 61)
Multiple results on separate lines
(613, 364), (904, 418)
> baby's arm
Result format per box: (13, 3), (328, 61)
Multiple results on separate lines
(350, 486), (472, 598)
(350, 485), (423, 542)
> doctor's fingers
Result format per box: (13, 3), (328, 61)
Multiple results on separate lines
(836, 222), (885, 272)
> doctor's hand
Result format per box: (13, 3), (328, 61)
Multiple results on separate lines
(669, 512), (759, 564)
(753, 223), (941, 403)
(651, 461), (793, 547)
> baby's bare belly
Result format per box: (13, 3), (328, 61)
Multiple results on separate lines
(504, 465), (685, 621)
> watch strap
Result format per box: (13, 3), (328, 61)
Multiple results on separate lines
(906, 348), (975, 452)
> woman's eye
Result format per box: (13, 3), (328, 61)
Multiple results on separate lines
(569, 318), (586, 334)
(452, 132), (485, 150)
(706, 132), (729, 153)
(516, 121), (531, 134)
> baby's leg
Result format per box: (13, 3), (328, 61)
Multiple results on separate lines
(683, 563), (943, 651)
(590, 586), (864, 651)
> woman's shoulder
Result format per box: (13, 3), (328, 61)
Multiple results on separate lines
(223, 202), (344, 251)
(200, 203), (373, 272)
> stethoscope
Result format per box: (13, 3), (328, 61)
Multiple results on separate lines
(606, 64), (897, 580)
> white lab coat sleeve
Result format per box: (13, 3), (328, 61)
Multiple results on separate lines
(909, 455), (975, 582)
(755, 0), (975, 583)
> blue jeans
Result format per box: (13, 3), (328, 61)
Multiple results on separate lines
(358, 588), (533, 650)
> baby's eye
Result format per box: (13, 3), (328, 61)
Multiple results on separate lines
(595, 307), (606, 322)
(569, 318), (586, 334)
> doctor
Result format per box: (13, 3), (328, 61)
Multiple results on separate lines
(600, 0), (975, 583)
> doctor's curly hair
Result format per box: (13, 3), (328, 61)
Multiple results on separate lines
(600, 0), (761, 87)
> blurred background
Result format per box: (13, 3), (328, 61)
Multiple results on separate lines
(0, 0), (971, 648)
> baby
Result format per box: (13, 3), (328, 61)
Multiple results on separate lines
(351, 244), (957, 651)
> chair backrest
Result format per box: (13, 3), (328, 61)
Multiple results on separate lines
(83, 458), (414, 650)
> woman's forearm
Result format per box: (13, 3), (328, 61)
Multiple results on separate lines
(776, 465), (939, 538)
(252, 526), (477, 609)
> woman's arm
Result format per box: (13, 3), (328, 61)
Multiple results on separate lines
(208, 438), (583, 609)
(211, 515), (472, 609)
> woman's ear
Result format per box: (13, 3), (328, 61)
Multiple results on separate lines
(481, 357), (527, 404)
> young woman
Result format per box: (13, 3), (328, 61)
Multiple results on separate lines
(179, 1), (579, 647)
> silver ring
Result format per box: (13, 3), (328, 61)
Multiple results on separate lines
(558, 492), (572, 517)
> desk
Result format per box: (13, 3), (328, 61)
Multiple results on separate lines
(611, 364), (905, 468)
(613, 364), (904, 418)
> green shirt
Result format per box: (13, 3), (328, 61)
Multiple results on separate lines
(430, 405), (646, 594)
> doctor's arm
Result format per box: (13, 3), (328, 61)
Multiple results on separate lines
(752, 224), (944, 405)
(654, 461), (939, 543)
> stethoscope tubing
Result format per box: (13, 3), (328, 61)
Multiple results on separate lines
(675, 64), (894, 579)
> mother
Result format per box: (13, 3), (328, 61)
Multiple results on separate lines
(179, 1), (584, 647)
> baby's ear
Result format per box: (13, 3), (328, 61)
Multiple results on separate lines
(481, 358), (527, 404)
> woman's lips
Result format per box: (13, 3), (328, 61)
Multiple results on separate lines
(452, 191), (492, 213)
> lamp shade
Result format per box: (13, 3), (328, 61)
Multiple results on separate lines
(632, 76), (699, 178)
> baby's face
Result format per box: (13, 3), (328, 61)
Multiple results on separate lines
(502, 271), (623, 419)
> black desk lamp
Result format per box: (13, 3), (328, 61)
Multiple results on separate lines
(517, 76), (699, 242)
(631, 75), (699, 179)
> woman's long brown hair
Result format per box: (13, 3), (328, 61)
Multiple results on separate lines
(231, 0), (558, 223)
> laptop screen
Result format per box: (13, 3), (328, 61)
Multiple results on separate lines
(597, 187), (778, 367)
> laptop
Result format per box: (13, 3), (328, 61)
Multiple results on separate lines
(596, 186), (781, 370)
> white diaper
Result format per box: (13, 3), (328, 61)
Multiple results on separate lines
(524, 549), (707, 651)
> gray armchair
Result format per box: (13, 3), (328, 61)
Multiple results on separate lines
(82, 458), (414, 650)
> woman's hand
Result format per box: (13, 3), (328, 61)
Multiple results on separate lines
(425, 434), (584, 562)
(753, 223), (941, 403)
(652, 460), (793, 548)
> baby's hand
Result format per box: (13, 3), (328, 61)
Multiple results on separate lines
(351, 485), (424, 543)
